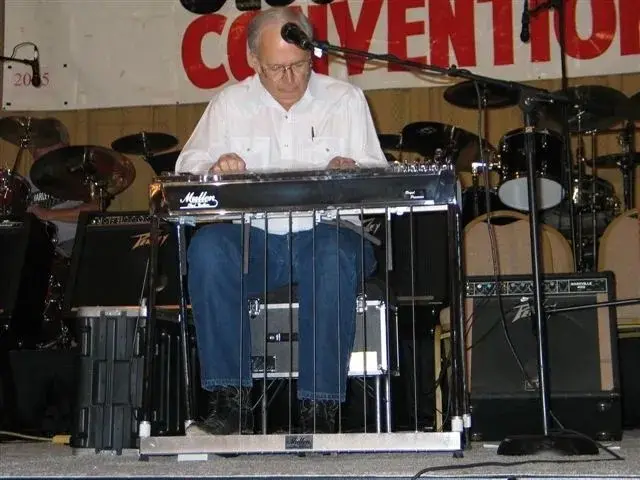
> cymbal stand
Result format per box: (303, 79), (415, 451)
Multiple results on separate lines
(9, 118), (32, 174)
(140, 131), (153, 164)
(588, 130), (598, 269)
(617, 121), (636, 210)
(471, 88), (490, 220)
(77, 147), (113, 212)
(574, 135), (586, 271)
(1, 123), (31, 217)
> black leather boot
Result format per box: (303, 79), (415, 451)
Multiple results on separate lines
(187, 386), (254, 435)
(299, 398), (339, 434)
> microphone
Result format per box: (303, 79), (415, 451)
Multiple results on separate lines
(281, 23), (313, 51)
(520, 0), (530, 43)
(31, 46), (42, 87)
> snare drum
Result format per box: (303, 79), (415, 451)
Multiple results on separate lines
(0, 169), (31, 218)
(497, 128), (565, 211)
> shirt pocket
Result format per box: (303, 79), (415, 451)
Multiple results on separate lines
(229, 136), (270, 169)
(308, 136), (347, 167)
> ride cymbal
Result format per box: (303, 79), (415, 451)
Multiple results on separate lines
(111, 132), (178, 156)
(400, 121), (495, 170)
(30, 145), (136, 202)
(593, 152), (640, 168)
(0, 117), (66, 149)
(444, 80), (519, 109)
(542, 86), (628, 133)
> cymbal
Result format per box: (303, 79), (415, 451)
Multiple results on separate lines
(444, 80), (519, 109)
(542, 86), (628, 133)
(147, 150), (180, 175)
(400, 122), (495, 170)
(378, 134), (401, 150)
(625, 91), (640, 121)
(30, 145), (136, 202)
(0, 116), (66, 149)
(111, 132), (178, 156)
(593, 152), (640, 168)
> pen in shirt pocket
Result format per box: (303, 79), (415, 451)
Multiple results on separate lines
(311, 126), (315, 140)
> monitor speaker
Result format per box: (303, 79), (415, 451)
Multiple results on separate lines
(464, 272), (622, 441)
(0, 214), (53, 342)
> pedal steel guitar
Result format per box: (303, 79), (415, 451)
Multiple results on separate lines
(139, 163), (468, 456)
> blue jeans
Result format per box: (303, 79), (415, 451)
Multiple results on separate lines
(187, 222), (377, 402)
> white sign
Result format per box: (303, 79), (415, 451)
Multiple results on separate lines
(2, 0), (639, 111)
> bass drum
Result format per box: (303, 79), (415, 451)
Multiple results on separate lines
(497, 128), (565, 211)
(0, 169), (31, 218)
(541, 176), (620, 238)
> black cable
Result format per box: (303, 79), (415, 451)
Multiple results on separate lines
(411, 457), (624, 479)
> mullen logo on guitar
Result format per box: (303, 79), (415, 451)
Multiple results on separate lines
(178, 191), (220, 209)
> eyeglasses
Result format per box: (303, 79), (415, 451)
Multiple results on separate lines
(261, 59), (311, 79)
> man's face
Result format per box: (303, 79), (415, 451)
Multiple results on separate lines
(249, 22), (312, 110)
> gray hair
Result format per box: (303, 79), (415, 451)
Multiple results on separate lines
(247, 7), (314, 55)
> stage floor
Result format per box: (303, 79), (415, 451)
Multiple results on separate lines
(1, 430), (640, 479)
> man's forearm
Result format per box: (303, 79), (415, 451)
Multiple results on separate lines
(46, 202), (98, 222)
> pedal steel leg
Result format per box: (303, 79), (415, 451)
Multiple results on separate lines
(140, 215), (161, 439)
(375, 375), (381, 433)
(447, 202), (468, 447)
(176, 221), (195, 427)
(384, 372), (392, 433)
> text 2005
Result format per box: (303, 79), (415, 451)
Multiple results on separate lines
(12, 72), (50, 87)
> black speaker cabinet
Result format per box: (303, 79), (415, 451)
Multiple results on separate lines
(0, 215), (53, 342)
(366, 211), (449, 304)
(465, 272), (622, 441)
(64, 211), (184, 311)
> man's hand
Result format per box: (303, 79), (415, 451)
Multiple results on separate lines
(210, 153), (247, 174)
(26, 205), (52, 221)
(327, 156), (357, 170)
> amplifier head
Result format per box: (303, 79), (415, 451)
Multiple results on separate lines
(63, 211), (185, 311)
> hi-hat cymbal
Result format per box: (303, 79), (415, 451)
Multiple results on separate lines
(111, 132), (178, 156)
(593, 152), (640, 168)
(542, 86), (628, 133)
(377, 134), (401, 150)
(30, 145), (136, 202)
(400, 122), (495, 170)
(0, 117), (66, 149)
(444, 80), (519, 109)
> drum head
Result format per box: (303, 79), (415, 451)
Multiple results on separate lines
(498, 177), (564, 211)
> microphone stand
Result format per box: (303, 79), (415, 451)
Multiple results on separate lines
(529, 0), (579, 270)
(306, 37), (606, 456)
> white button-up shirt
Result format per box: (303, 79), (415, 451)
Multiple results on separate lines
(175, 71), (387, 233)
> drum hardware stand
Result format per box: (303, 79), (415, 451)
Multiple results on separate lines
(617, 121), (636, 210)
(470, 88), (491, 221)
(1, 123), (32, 218)
(68, 147), (114, 212)
(588, 130), (599, 270)
(574, 138), (586, 271)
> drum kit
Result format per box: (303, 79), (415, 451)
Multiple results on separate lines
(379, 82), (640, 271)
(0, 116), (181, 347)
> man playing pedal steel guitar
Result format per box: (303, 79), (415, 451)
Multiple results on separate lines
(175, 7), (387, 435)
